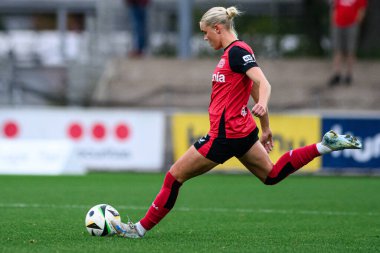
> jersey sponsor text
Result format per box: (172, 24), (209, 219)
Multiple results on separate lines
(212, 72), (226, 83)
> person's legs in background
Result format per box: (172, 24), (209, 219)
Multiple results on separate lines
(329, 25), (343, 86)
(345, 24), (359, 85)
(128, 4), (148, 57)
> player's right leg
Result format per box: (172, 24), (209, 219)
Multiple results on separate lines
(240, 130), (362, 185)
(318, 130), (361, 152)
(112, 145), (218, 238)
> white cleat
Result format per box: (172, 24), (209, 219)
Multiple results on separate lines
(322, 130), (362, 151)
(111, 220), (143, 239)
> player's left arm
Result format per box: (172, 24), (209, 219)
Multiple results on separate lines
(229, 46), (273, 152)
(247, 67), (271, 118)
(228, 46), (271, 117)
(246, 67), (273, 152)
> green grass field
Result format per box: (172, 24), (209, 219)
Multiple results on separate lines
(1, 172), (379, 253)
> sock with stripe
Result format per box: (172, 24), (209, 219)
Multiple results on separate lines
(265, 144), (320, 185)
(139, 171), (182, 231)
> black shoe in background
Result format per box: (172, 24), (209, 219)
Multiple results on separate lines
(328, 74), (341, 86)
(344, 75), (352, 86)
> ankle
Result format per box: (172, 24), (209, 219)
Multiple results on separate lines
(316, 142), (332, 155)
(135, 221), (146, 237)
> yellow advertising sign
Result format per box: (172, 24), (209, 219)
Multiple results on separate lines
(269, 114), (321, 172)
(171, 113), (321, 173)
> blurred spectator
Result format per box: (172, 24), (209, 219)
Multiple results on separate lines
(124, 0), (150, 58)
(328, 0), (367, 86)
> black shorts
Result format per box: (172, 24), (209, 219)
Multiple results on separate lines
(194, 127), (259, 164)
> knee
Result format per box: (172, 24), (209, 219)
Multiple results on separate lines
(168, 166), (180, 181)
(168, 165), (187, 184)
(263, 177), (278, 186)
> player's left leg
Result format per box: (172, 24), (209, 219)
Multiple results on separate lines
(112, 146), (218, 238)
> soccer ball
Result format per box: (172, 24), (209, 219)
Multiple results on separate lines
(85, 204), (121, 236)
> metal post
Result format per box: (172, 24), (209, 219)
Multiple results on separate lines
(270, 0), (280, 57)
(57, 7), (67, 62)
(177, 0), (193, 59)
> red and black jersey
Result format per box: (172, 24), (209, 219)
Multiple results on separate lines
(208, 40), (258, 138)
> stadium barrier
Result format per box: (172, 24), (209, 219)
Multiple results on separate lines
(172, 112), (380, 173)
(0, 139), (84, 175)
(0, 108), (165, 174)
(172, 113), (321, 173)
(0, 108), (379, 175)
(322, 116), (380, 172)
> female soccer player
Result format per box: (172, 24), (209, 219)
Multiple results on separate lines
(112, 6), (362, 238)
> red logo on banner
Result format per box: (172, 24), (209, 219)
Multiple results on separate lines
(68, 123), (83, 140)
(3, 121), (19, 138)
(67, 122), (131, 141)
(92, 123), (106, 140)
(115, 123), (130, 140)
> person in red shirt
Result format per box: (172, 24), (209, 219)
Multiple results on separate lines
(328, 0), (367, 86)
(112, 6), (362, 238)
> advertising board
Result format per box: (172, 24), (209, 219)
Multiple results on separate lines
(0, 108), (165, 173)
(322, 117), (380, 170)
(172, 113), (321, 172)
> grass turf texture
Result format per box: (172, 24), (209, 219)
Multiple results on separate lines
(1, 173), (379, 253)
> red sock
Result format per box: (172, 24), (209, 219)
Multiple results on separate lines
(139, 172), (182, 230)
(265, 144), (320, 185)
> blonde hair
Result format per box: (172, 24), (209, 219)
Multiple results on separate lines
(200, 6), (242, 35)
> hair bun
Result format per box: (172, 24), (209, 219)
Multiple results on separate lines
(226, 6), (239, 19)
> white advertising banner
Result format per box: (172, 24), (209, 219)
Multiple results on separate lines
(0, 140), (84, 175)
(0, 108), (165, 174)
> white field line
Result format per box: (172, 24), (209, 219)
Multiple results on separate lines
(0, 203), (379, 217)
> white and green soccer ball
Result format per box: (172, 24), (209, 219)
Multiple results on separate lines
(85, 204), (121, 236)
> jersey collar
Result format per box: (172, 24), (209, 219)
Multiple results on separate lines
(224, 39), (241, 51)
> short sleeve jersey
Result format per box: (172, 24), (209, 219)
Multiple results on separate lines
(208, 40), (258, 138)
(333, 0), (367, 27)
